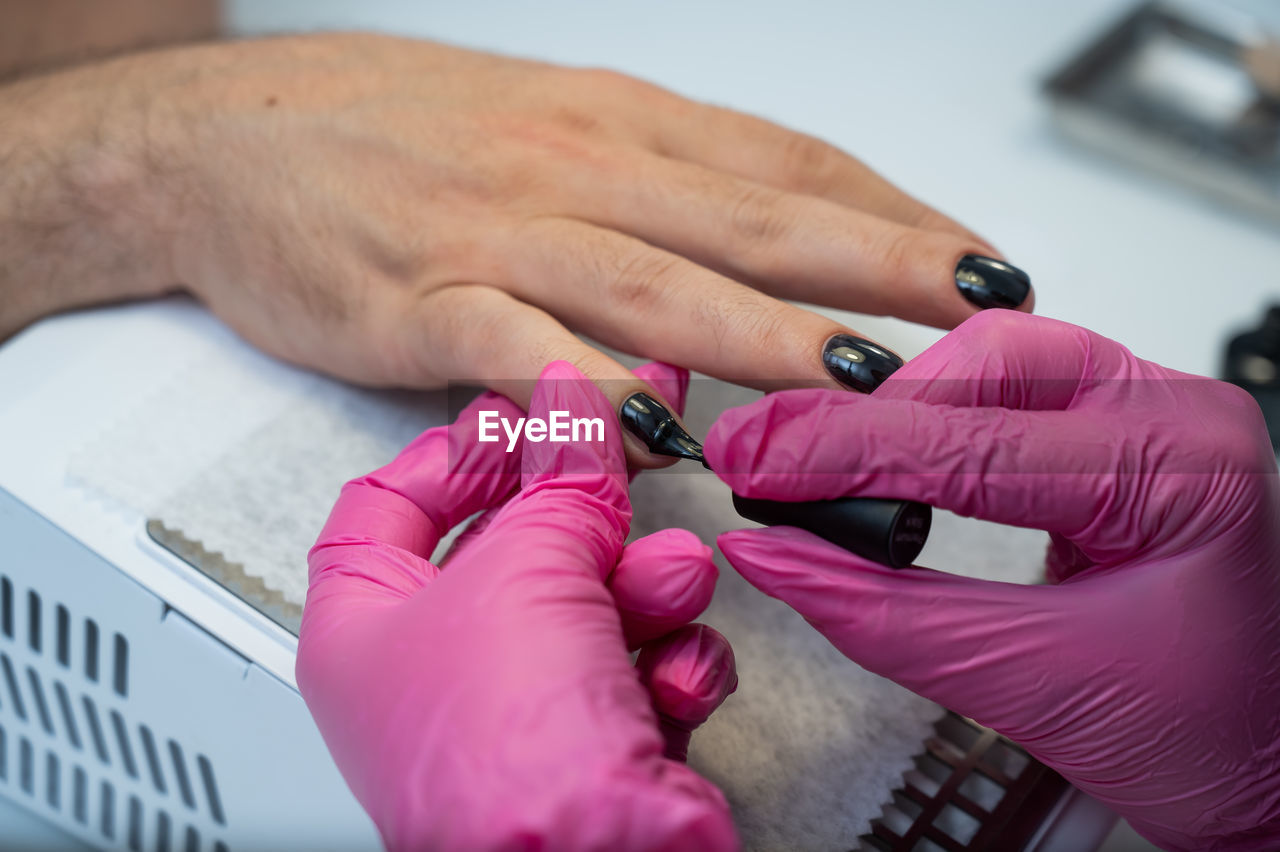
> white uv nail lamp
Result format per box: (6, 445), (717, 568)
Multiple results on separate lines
(0, 299), (409, 852)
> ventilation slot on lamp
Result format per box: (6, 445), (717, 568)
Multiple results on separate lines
(1, 576), (12, 639)
(1, 652), (25, 720)
(0, 573), (233, 850)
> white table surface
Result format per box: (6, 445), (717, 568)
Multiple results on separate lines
(6, 1), (1278, 849)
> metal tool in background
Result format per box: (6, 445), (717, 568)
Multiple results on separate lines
(1044, 1), (1280, 223)
(856, 713), (1117, 851)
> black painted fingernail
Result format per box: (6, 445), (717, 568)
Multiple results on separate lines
(822, 334), (903, 393)
(955, 254), (1031, 310)
(619, 392), (710, 467)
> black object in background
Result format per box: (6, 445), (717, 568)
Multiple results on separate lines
(1223, 305), (1280, 449)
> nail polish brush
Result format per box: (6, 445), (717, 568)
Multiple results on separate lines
(619, 392), (931, 569)
(619, 393), (711, 468)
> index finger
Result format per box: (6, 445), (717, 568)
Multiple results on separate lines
(703, 389), (1126, 539)
(874, 311), (1134, 410)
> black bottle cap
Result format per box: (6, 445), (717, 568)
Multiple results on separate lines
(731, 494), (931, 569)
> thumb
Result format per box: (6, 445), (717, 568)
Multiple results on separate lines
(718, 526), (1069, 740)
(478, 360), (631, 579)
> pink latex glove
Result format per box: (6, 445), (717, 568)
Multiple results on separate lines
(298, 360), (738, 851)
(706, 311), (1280, 851)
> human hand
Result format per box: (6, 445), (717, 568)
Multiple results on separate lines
(296, 359), (738, 850)
(707, 312), (1280, 850)
(1, 33), (1030, 465)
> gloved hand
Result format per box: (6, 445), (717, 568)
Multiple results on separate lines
(297, 360), (738, 851)
(706, 311), (1280, 851)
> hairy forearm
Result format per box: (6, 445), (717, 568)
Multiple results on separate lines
(0, 0), (220, 81)
(0, 59), (182, 339)
(0, 0), (221, 339)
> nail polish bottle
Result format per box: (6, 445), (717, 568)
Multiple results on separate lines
(1223, 304), (1280, 449)
(731, 494), (931, 569)
(618, 392), (932, 569)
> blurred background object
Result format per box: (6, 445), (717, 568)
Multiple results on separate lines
(1244, 38), (1280, 102)
(1044, 2), (1280, 226)
(1224, 304), (1280, 448)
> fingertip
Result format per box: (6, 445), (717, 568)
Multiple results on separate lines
(717, 525), (817, 564)
(637, 624), (738, 726)
(613, 529), (718, 646)
(716, 527), (789, 584)
(714, 528), (755, 557)
(717, 525), (888, 600)
(702, 393), (784, 480)
(636, 527), (713, 561)
(536, 358), (590, 385)
(520, 359), (628, 499)
(701, 417), (731, 475)
(553, 361), (623, 427)
(528, 359), (611, 429)
(617, 529), (715, 590)
(705, 389), (860, 492)
(454, 388), (525, 425)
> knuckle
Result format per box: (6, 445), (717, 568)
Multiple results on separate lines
(563, 346), (619, 385)
(415, 285), (497, 376)
(508, 319), (569, 374)
(695, 291), (791, 365)
(573, 66), (661, 100)
(519, 335), (564, 377)
(869, 225), (918, 286)
(522, 121), (593, 162)
(512, 318), (610, 382)
(729, 184), (792, 244)
(481, 112), (597, 171)
(913, 207), (963, 234)
(379, 288), (452, 387)
(780, 132), (841, 185)
(548, 105), (603, 136)
(606, 249), (681, 311)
